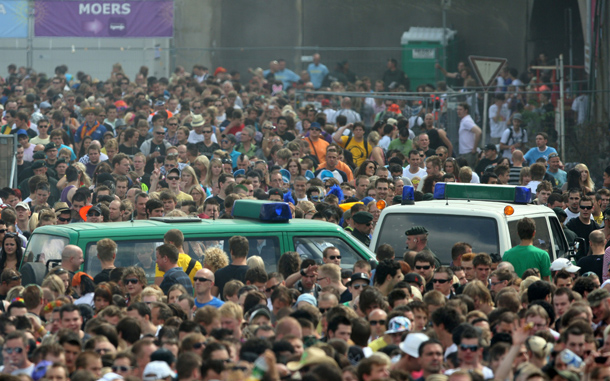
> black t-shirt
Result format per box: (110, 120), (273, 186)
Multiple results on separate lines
(277, 131), (296, 142)
(340, 288), (352, 303)
(198, 141), (220, 157)
(576, 254), (604, 280)
(215, 264), (249, 300)
(566, 218), (600, 258)
(119, 144), (141, 158)
(93, 268), (113, 285)
(475, 156), (502, 176)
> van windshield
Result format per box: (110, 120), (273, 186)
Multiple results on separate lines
(24, 234), (69, 265)
(375, 214), (499, 264)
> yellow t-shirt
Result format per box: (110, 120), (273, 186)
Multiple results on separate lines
(339, 136), (372, 167)
(176, 192), (194, 202)
(155, 252), (202, 285)
(368, 336), (390, 352)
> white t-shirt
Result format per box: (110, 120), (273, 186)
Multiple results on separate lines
(459, 115), (477, 154)
(379, 135), (391, 152)
(499, 127), (528, 159)
(489, 102), (510, 138)
(402, 165), (427, 180)
(445, 367), (493, 379)
(188, 130), (204, 144)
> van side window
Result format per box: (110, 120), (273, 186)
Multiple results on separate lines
(376, 214), (500, 264)
(86, 240), (161, 283)
(293, 236), (361, 269)
(508, 217), (552, 258)
(185, 237), (281, 273)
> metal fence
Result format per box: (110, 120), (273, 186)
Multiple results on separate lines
(0, 134), (18, 188)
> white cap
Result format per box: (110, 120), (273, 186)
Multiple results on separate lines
(550, 258), (580, 273)
(98, 373), (123, 381)
(399, 333), (430, 358)
(142, 361), (175, 381)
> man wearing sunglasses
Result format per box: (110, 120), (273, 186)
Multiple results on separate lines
(445, 326), (493, 379)
(0, 331), (34, 375)
(193, 268), (223, 309)
(566, 195), (600, 259)
(432, 267), (456, 299)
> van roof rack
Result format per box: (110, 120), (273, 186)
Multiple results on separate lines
(149, 216), (203, 223)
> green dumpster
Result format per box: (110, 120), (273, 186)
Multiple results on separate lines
(401, 27), (458, 90)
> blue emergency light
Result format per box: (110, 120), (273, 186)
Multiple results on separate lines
(401, 185), (415, 205)
(433, 183), (531, 204)
(232, 200), (292, 222)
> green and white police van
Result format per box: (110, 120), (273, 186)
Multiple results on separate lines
(21, 200), (376, 284)
(370, 183), (572, 265)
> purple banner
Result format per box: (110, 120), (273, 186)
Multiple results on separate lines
(35, 0), (173, 38)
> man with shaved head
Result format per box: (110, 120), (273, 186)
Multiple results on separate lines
(576, 230), (607, 280)
(193, 268), (224, 309)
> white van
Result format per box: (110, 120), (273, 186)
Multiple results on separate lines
(370, 183), (571, 265)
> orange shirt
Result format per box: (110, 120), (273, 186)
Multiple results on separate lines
(307, 136), (329, 164)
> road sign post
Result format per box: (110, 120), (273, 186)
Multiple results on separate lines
(468, 56), (508, 148)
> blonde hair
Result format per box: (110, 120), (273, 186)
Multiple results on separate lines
(574, 163), (595, 191)
(72, 162), (92, 188)
(141, 286), (164, 302)
(42, 274), (66, 297)
(463, 280), (493, 306)
(219, 301), (243, 321)
(368, 131), (380, 145)
(205, 158), (223, 188)
(202, 247), (229, 273)
(318, 264), (341, 283)
(246, 256), (265, 270)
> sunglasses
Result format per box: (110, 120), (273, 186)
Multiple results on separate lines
(58, 216), (71, 222)
(194, 277), (211, 283)
(328, 255), (341, 260)
(365, 222), (372, 226)
(580, 205), (593, 210)
(433, 279), (450, 284)
(266, 285), (278, 293)
(167, 176), (180, 181)
(112, 366), (132, 373)
(155, 131), (165, 135)
(369, 320), (386, 326)
(0, 229), (6, 234)
(87, 211), (101, 217)
(203, 130), (213, 133)
(221, 140), (229, 143)
(192, 342), (205, 349)
(415, 265), (431, 270)
(124, 278), (140, 285)
(459, 344), (479, 352)
(352, 284), (365, 290)
(168, 123), (178, 127)
(3, 347), (23, 354)
(319, 308), (329, 314)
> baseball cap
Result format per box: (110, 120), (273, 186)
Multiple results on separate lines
(399, 333), (430, 358)
(16, 129), (28, 137)
(484, 143), (497, 151)
(15, 201), (30, 211)
(248, 306), (272, 323)
(385, 316), (411, 334)
(404, 273), (424, 287)
(319, 169), (334, 182)
(550, 258), (580, 273)
(268, 188), (284, 199)
(512, 113), (523, 121)
(347, 272), (370, 285)
(142, 361), (175, 381)
(295, 293), (317, 307)
(587, 288), (610, 307)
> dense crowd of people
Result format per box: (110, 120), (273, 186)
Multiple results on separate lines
(0, 56), (607, 381)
